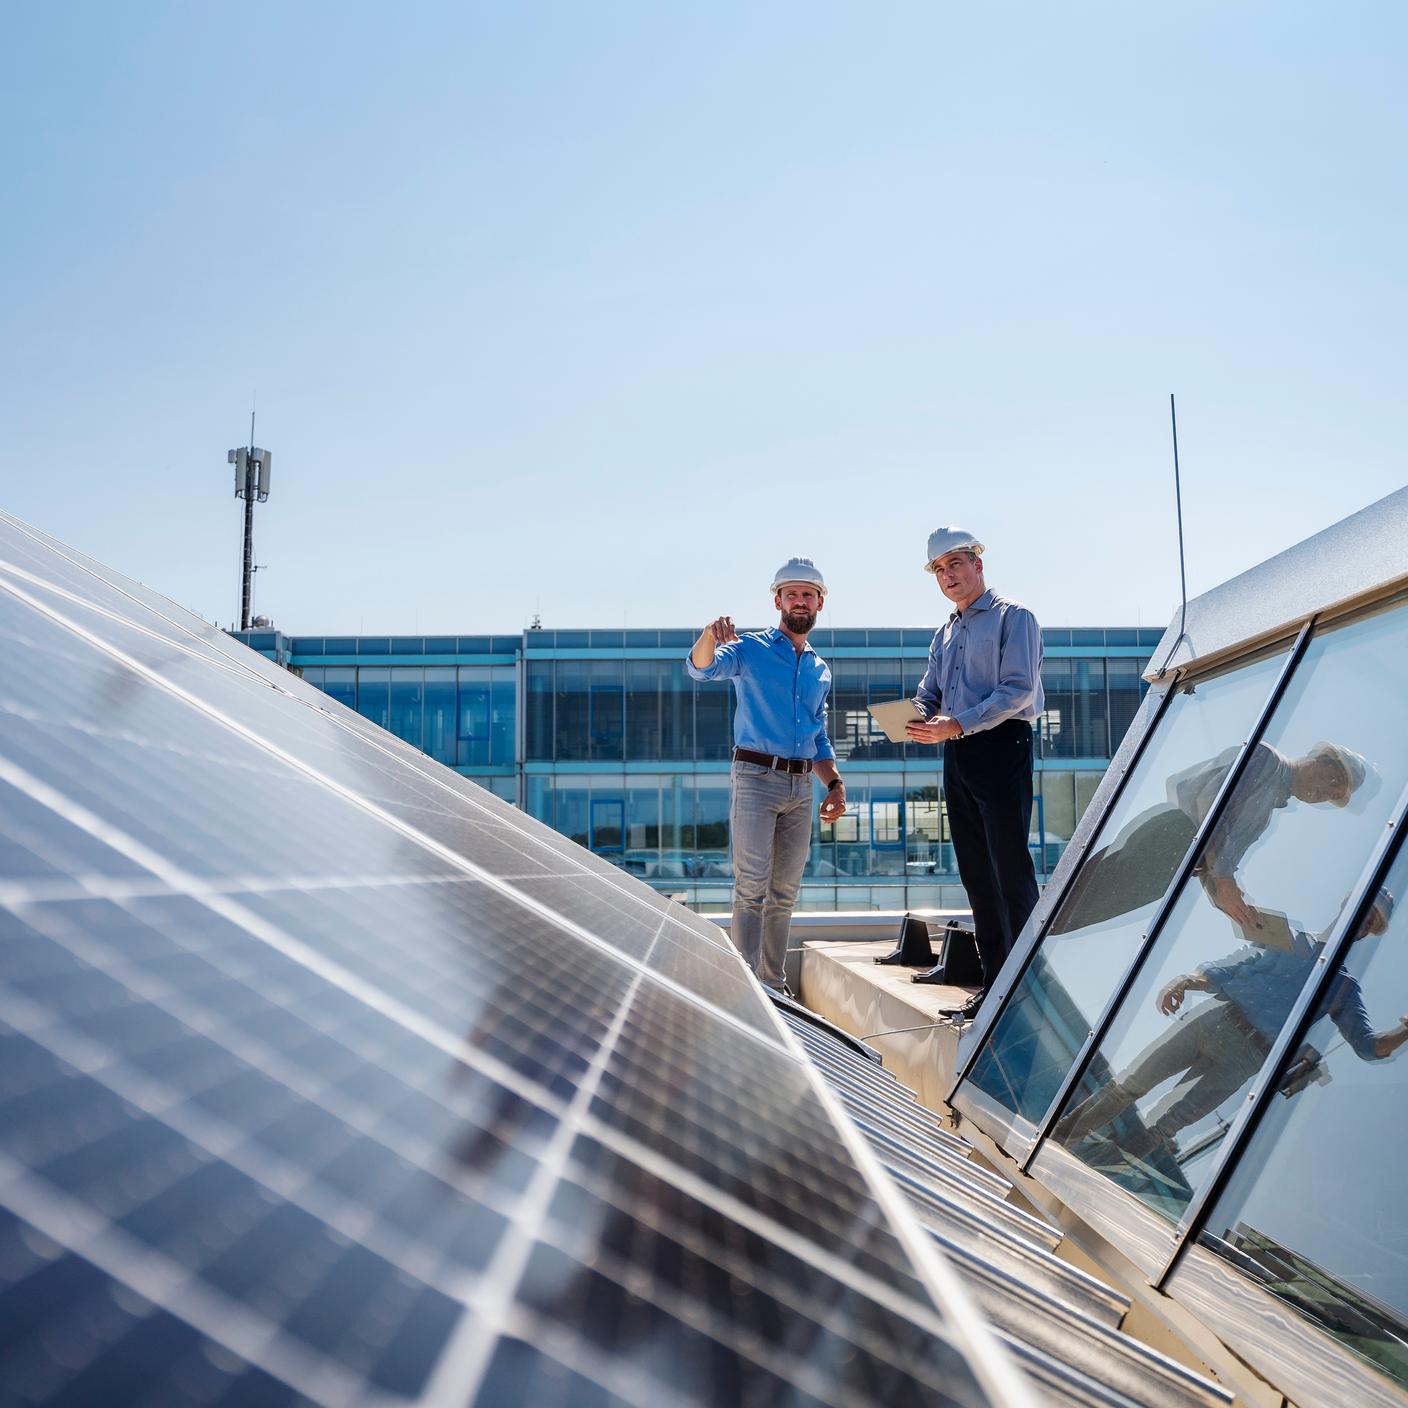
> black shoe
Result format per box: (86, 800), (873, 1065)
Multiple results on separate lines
(941, 990), (987, 1023)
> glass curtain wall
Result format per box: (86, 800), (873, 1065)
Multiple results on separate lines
(298, 645), (1145, 905)
(1197, 837), (1408, 1390)
(526, 660), (730, 762)
(958, 592), (1408, 1391)
(966, 645), (1291, 1128)
(299, 665), (516, 769)
(1051, 599), (1408, 1221)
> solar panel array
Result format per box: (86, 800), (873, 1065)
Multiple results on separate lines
(0, 509), (1036, 1407)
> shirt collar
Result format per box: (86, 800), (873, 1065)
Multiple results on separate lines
(767, 626), (814, 655)
(950, 588), (995, 622)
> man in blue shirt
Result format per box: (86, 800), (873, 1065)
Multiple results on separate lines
(687, 558), (847, 992)
(906, 528), (1044, 1022)
(1054, 889), (1407, 1164)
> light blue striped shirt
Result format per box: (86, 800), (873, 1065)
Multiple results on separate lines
(686, 628), (836, 762)
(914, 589), (1044, 736)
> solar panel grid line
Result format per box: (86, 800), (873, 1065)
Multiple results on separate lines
(0, 532), (743, 963)
(0, 987), (487, 1311)
(571, 1111), (995, 1382)
(468, 1334), (697, 1408)
(0, 1153), (362, 1406)
(0, 575), (770, 1050)
(0, 912), (557, 1258)
(0, 512), (301, 694)
(13, 872), (1013, 1402)
(2, 509), (737, 960)
(0, 523), (1037, 1405)
(0, 555), (292, 697)
(0, 760), (614, 1131)
(510, 1236), (896, 1408)
(533, 1151), (993, 1408)
(0, 897), (646, 1400)
(0, 869), (583, 913)
(800, 1053), (1214, 1408)
(418, 919), (663, 1407)
(0, 912), (567, 1266)
(758, 1023), (1042, 1408)
(8, 914), (590, 1201)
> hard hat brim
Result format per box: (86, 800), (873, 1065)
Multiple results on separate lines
(924, 542), (985, 572)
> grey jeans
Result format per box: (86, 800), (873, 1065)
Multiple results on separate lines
(729, 760), (814, 989)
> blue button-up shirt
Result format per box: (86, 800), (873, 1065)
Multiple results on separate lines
(1201, 932), (1377, 1058)
(913, 589), (1044, 736)
(686, 628), (835, 761)
(1174, 742), (1293, 883)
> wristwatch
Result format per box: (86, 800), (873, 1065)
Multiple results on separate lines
(827, 777), (844, 791)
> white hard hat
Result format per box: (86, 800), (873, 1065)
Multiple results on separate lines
(770, 557), (827, 596)
(1308, 741), (1370, 806)
(924, 527), (986, 572)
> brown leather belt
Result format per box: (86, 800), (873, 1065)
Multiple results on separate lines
(733, 747), (813, 774)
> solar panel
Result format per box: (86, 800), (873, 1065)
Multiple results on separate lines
(0, 508), (1034, 1405)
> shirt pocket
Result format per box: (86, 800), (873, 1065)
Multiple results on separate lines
(802, 670), (830, 716)
(965, 632), (1000, 688)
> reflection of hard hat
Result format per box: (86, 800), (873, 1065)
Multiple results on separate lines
(1309, 741), (1369, 805)
(1369, 887), (1395, 929)
(770, 557), (827, 596)
(924, 527), (986, 572)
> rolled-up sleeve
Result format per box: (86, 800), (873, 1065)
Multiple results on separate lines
(814, 693), (836, 762)
(1328, 979), (1382, 1061)
(954, 606), (1042, 736)
(685, 642), (742, 682)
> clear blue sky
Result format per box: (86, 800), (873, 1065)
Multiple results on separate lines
(4, 3), (1405, 633)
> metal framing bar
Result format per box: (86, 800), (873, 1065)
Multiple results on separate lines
(947, 681), (1181, 1100)
(1016, 618), (1316, 1173)
(1155, 773), (1408, 1288)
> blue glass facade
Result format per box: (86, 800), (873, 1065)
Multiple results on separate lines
(233, 625), (1158, 910)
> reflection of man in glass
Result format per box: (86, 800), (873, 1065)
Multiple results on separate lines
(1056, 890), (1408, 1160)
(1053, 740), (1367, 935)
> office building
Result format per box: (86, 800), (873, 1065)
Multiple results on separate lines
(234, 624), (1160, 910)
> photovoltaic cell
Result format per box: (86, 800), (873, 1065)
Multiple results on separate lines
(0, 513), (1029, 1406)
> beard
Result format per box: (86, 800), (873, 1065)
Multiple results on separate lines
(783, 607), (817, 634)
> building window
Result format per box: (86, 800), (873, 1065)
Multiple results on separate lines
(389, 668), (423, 750)
(355, 667), (391, 732)
(526, 662), (553, 760)
(424, 667), (456, 765)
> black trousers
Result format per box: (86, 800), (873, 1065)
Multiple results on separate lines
(943, 719), (1039, 988)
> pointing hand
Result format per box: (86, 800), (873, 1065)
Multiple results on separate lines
(708, 616), (739, 645)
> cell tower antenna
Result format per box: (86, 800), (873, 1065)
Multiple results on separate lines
(228, 402), (273, 631)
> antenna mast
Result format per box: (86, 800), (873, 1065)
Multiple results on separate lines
(228, 405), (273, 631)
(1153, 393), (1189, 677)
